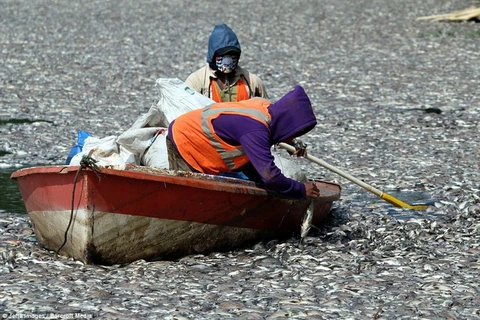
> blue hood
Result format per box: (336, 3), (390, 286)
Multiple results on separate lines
(268, 86), (317, 143)
(206, 24), (242, 64)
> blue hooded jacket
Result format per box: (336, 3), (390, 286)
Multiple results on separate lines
(207, 24), (242, 69)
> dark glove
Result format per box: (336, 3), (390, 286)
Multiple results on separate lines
(286, 138), (308, 157)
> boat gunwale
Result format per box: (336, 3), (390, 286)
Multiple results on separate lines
(11, 165), (341, 201)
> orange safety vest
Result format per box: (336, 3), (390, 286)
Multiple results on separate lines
(171, 98), (271, 174)
(210, 77), (250, 102)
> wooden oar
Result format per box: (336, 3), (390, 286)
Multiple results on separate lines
(278, 142), (429, 210)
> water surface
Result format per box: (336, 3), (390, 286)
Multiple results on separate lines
(0, 168), (27, 214)
(352, 189), (439, 220)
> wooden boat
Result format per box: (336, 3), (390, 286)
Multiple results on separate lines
(11, 165), (341, 265)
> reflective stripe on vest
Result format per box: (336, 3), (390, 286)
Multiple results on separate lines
(171, 99), (271, 174)
(201, 104), (271, 170)
(210, 77), (250, 102)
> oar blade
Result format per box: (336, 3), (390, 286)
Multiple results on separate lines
(381, 193), (429, 210)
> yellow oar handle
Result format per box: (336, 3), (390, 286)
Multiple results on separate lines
(380, 193), (428, 210)
(277, 143), (428, 210)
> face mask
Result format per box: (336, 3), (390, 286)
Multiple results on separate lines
(215, 55), (238, 73)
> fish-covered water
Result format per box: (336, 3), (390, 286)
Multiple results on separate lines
(1, 0), (479, 319)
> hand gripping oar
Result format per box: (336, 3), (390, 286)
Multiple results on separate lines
(278, 142), (429, 210)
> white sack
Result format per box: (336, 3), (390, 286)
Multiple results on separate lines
(116, 125), (162, 158)
(116, 78), (214, 168)
(140, 129), (169, 169)
(69, 136), (136, 170)
(154, 78), (215, 125)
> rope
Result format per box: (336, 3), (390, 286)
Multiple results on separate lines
(56, 151), (101, 255)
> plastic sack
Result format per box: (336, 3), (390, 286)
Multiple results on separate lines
(69, 135), (137, 170)
(140, 129), (169, 169)
(65, 130), (92, 164)
(273, 154), (307, 182)
(154, 78), (215, 125)
(116, 78), (214, 168)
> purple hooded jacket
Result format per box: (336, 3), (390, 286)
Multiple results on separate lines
(169, 85), (317, 199)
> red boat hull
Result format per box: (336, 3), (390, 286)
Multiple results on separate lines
(11, 166), (341, 264)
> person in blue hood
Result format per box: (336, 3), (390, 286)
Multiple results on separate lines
(167, 85), (320, 199)
(185, 24), (268, 103)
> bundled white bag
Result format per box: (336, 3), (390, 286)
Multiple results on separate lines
(69, 135), (137, 169)
(154, 78), (215, 125)
(116, 78), (214, 169)
(140, 129), (169, 169)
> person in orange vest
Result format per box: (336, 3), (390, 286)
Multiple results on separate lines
(166, 85), (320, 200)
(185, 24), (268, 102)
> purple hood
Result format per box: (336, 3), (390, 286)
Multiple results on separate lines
(268, 85), (317, 143)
